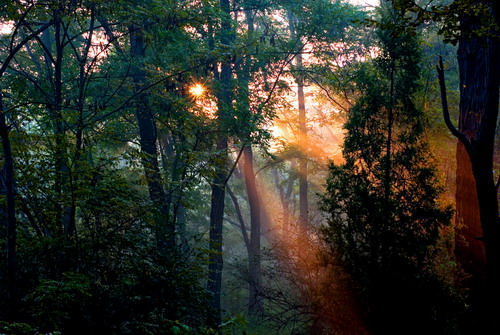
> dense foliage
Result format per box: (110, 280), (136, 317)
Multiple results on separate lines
(1, 0), (497, 334)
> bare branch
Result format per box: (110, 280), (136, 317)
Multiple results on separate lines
(437, 56), (473, 157)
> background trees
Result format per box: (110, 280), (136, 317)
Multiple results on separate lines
(1, 0), (495, 334)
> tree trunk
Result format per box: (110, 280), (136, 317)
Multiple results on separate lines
(455, 142), (486, 278)
(236, 6), (264, 316)
(207, 137), (227, 324)
(0, 96), (18, 321)
(49, 17), (74, 240)
(454, 5), (500, 330)
(0, 16), (53, 319)
(273, 165), (296, 233)
(287, 10), (308, 229)
(129, 26), (174, 252)
(207, 0), (233, 325)
(242, 146), (263, 315)
(297, 57), (308, 229)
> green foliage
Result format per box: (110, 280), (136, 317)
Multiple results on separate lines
(321, 3), (463, 334)
(293, 0), (367, 44)
(24, 273), (91, 332)
(0, 321), (61, 335)
(387, 0), (499, 44)
(0, 322), (35, 335)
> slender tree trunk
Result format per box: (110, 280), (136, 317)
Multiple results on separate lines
(52, 18), (74, 239)
(287, 10), (308, 229)
(165, 133), (188, 251)
(0, 95), (17, 321)
(274, 164), (295, 233)
(242, 146), (263, 315)
(381, 62), (395, 264)
(207, 0), (233, 325)
(297, 55), (308, 229)
(45, 16), (78, 273)
(65, 7), (95, 249)
(207, 137), (227, 325)
(129, 26), (174, 252)
(227, 185), (250, 254)
(237, 6), (264, 316)
(384, 63), (394, 206)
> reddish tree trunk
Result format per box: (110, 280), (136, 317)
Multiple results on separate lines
(455, 143), (487, 278)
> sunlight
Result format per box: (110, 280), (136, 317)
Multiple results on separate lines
(254, 170), (367, 333)
(188, 83), (217, 119)
(0, 21), (13, 35)
(189, 83), (206, 97)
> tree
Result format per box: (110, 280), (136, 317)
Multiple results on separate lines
(389, 0), (500, 329)
(321, 4), (459, 333)
(128, 21), (174, 252)
(431, 0), (500, 330)
(1, 1), (212, 330)
(0, 1), (54, 319)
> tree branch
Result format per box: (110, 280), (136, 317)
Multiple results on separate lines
(0, 20), (54, 78)
(437, 56), (473, 157)
(97, 17), (125, 56)
(226, 185), (250, 252)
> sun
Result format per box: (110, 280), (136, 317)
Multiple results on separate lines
(189, 83), (205, 97)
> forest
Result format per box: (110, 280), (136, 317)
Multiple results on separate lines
(0, 0), (499, 334)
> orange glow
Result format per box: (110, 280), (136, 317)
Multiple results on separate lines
(253, 170), (368, 333)
(189, 83), (205, 97)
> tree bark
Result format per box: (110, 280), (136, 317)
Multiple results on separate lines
(455, 142), (486, 278)
(50, 17), (74, 240)
(273, 167), (295, 233)
(236, 6), (264, 316)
